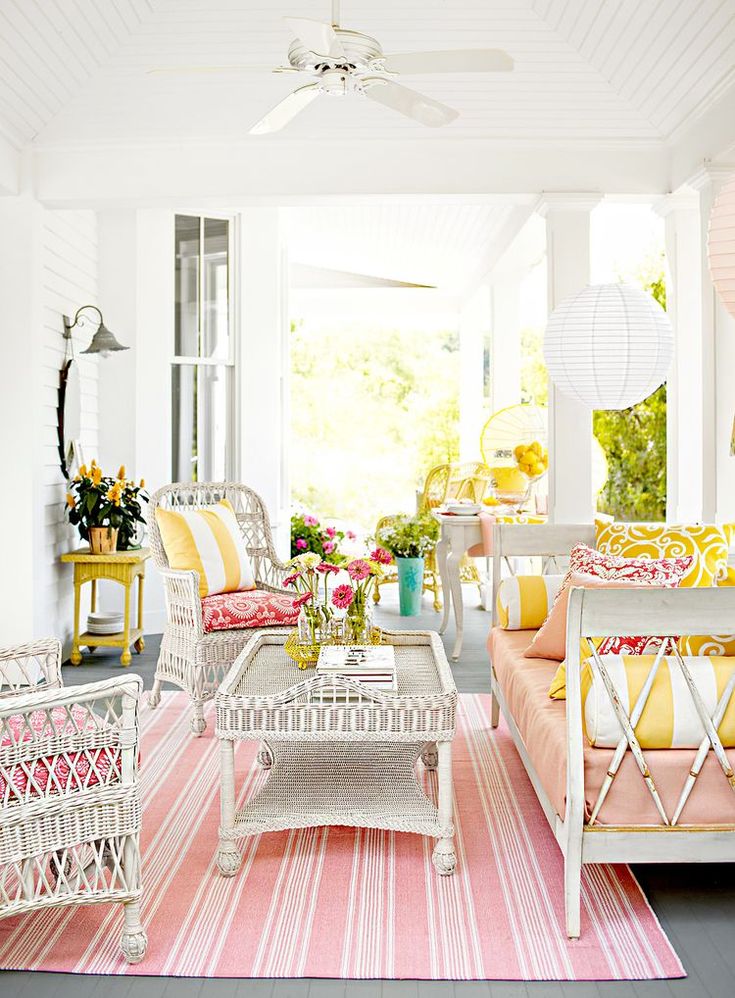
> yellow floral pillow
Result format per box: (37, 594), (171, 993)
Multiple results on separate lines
(595, 522), (729, 588)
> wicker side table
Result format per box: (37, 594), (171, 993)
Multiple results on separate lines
(61, 548), (150, 667)
(215, 629), (458, 877)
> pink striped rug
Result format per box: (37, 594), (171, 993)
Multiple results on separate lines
(0, 692), (684, 981)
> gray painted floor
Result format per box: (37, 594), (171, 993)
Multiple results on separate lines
(2, 586), (734, 997)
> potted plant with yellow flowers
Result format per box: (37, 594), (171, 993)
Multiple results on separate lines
(66, 461), (149, 554)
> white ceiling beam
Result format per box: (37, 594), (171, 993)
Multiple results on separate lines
(33, 140), (669, 206)
(669, 83), (735, 191)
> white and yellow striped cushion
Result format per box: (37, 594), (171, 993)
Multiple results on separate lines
(496, 575), (563, 630)
(155, 499), (255, 598)
(584, 654), (735, 748)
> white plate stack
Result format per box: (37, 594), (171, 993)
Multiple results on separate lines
(87, 611), (124, 636)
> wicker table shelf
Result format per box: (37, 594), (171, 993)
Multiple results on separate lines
(215, 629), (458, 876)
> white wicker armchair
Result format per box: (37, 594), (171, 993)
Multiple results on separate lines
(148, 482), (291, 735)
(0, 639), (147, 964)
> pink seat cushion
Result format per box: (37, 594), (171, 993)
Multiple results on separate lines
(490, 627), (735, 826)
(0, 705), (117, 803)
(201, 589), (300, 633)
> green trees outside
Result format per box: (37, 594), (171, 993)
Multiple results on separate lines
(290, 318), (459, 530)
(593, 273), (667, 521)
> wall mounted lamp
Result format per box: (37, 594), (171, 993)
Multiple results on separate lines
(63, 304), (129, 357)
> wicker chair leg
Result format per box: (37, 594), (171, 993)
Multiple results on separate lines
(190, 698), (207, 735)
(148, 678), (162, 709)
(120, 898), (147, 964)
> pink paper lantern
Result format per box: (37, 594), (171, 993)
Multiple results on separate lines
(708, 174), (735, 319)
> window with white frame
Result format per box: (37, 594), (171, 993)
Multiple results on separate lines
(172, 214), (234, 482)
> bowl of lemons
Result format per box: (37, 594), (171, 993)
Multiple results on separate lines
(514, 440), (548, 481)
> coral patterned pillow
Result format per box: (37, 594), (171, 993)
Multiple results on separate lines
(527, 544), (692, 664)
(566, 543), (692, 655)
(201, 589), (300, 633)
(0, 706), (116, 802)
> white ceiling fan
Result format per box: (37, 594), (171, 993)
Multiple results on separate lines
(251, 0), (513, 133)
(152, 1), (513, 134)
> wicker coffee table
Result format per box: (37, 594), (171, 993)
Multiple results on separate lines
(214, 629), (457, 876)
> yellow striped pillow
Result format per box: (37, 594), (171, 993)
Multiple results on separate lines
(155, 499), (256, 598)
(595, 522), (729, 588)
(584, 655), (735, 748)
(496, 575), (563, 629)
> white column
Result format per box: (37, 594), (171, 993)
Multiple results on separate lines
(490, 278), (522, 413)
(458, 282), (489, 460)
(537, 194), (601, 524)
(656, 192), (703, 522)
(238, 208), (289, 556)
(690, 166), (735, 524)
(0, 193), (42, 643)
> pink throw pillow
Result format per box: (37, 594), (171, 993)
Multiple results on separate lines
(524, 543), (691, 663)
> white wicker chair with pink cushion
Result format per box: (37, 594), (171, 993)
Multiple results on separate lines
(148, 483), (297, 735)
(0, 639), (146, 963)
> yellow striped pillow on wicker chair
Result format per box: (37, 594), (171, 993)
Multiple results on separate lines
(584, 654), (735, 748)
(595, 522), (729, 588)
(155, 498), (256, 598)
(495, 575), (564, 629)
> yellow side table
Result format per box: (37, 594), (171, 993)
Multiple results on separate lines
(61, 547), (150, 667)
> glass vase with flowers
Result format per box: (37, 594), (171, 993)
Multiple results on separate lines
(331, 548), (392, 644)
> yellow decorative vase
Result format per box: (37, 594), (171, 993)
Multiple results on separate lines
(88, 526), (119, 555)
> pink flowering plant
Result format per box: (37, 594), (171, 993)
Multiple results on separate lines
(290, 511), (347, 565)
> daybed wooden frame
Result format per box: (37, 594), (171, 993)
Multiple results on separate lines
(488, 522), (735, 938)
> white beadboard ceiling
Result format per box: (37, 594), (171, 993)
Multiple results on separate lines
(0, 0), (733, 148)
(286, 203), (516, 292)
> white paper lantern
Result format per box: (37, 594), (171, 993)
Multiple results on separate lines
(543, 283), (673, 410)
(708, 173), (735, 320)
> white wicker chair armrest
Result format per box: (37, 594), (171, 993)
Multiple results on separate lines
(0, 638), (62, 696)
(159, 568), (204, 637)
(0, 674), (142, 719)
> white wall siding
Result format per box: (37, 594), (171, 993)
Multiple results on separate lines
(37, 209), (99, 648)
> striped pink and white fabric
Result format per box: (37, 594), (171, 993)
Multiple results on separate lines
(0, 693), (684, 981)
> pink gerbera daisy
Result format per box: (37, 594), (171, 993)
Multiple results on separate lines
(331, 584), (355, 609)
(316, 562), (340, 574)
(283, 572), (302, 588)
(346, 559), (371, 581)
(370, 547), (392, 566)
(292, 591), (314, 609)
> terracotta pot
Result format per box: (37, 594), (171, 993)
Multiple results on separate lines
(88, 526), (119, 555)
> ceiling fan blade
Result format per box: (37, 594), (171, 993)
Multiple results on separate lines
(249, 84), (321, 135)
(382, 49), (513, 74)
(363, 79), (458, 127)
(284, 16), (345, 58)
(147, 65), (268, 75)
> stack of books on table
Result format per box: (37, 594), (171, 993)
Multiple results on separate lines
(315, 645), (397, 699)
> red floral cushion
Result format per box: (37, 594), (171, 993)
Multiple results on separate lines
(201, 588), (300, 633)
(0, 705), (117, 802)
(567, 543), (692, 655)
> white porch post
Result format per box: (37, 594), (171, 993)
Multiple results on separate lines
(0, 193), (42, 643)
(537, 194), (601, 523)
(490, 279), (522, 414)
(656, 193), (704, 522)
(458, 282), (489, 460)
(689, 166), (735, 524)
(237, 208), (290, 557)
